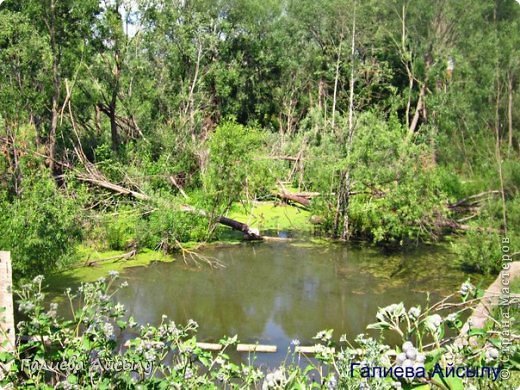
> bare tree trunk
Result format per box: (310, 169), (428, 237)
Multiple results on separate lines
(400, 2), (413, 130)
(341, 8), (357, 241)
(331, 40), (343, 130)
(186, 39), (203, 142)
(110, 52), (121, 151)
(408, 82), (426, 135)
(48, 0), (59, 174)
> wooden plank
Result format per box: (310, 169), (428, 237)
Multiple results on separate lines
(0, 251), (15, 380)
(0, 251), (15, 353)
(295, 346), (336, 354)
(196, 342), (222, 351)
(236, 344), (277, 353)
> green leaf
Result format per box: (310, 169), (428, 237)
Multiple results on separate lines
(67, 374), (78, 384)
(441, 376), (464, 390)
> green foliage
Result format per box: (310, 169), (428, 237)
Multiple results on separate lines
(138, 199), (208, 250)
(2, 276), (517, 389)
(454, 231), (503, 275)
(0, 175), (82, 278)
(101, 207), (139, 251)
(204, 120), (276, 215)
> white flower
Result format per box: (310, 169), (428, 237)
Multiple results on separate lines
(291, 338), (300, 346)
(425, 314), (442, 330)
(396, 352), (407, 364)
(446, 313), (458, 323)
(402, 341), (414, 352)
(408, 306), (421, 320)
(405, 347), (417, 360)
(485, 347), (499, 362)
(103, 322), (114, 338)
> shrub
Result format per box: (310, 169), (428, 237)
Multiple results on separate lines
(0, 175), (82, 278)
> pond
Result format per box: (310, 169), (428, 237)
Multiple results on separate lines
(109, 241), (479, 367)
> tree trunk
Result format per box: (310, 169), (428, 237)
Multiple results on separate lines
(340, 5), (356, 240)
(109, 58), (120, 152)
(216, 216), (262, 240)
(331, 40), (343, 130)
(277, 191), (310, 207)
(48, 0), (59, 174)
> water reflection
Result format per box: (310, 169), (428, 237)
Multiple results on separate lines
(115, 242), (473, 365)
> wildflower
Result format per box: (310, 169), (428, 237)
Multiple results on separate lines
(408, 306), (421, 320)
(102, 322), (114, 339)
(485, 347), (499, 362)
(405, 347), (417, 360)
(120, 281), (129, 288)
(33, 275), (44, 284)
(396, 352), (406, 364)
(446, 313), (458, 323)
(290, 338), (300, 346)
(108, 270), (119, 278)
(425, 314), (442, 330)
(272, 368), (285, 384)
(19, 302), (35, 313)
(114, 303), (125, 315)
(459, 281), (473, 296)
(325, 375), (337, 390)
(184, 367), (193, 380)
(144, 350), (155, 362)
(402, 341), (414, 352)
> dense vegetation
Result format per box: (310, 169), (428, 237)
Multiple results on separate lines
(0, 0), (519, 278)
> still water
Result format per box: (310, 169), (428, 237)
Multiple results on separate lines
(113, 241), (476, 366)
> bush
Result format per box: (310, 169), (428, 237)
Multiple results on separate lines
(101, 206), (139, 250)
(454, 231), (502, 274)
(0, 175), (82, 278)
(204, 120), (276, 215)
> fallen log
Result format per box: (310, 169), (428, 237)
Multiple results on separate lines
(276, 191), (310, 207)
(216, 216), (262, 240)
(448, 190), (501, 211)
(77, 173), (262, 240)
(77, 174), (151, 201)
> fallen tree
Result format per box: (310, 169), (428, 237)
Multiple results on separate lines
(276, 191), (310, 207)
(76, 171), (263, 240)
